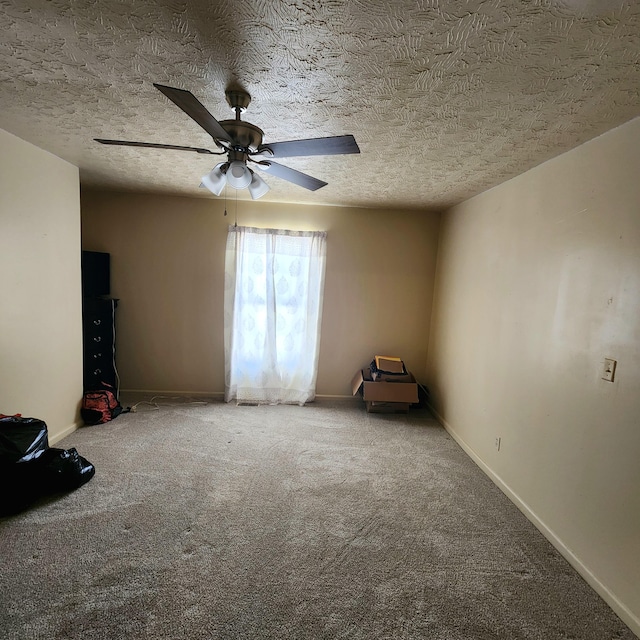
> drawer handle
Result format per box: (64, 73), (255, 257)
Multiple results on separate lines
(93, 319), (102, 326)
(93, 368), (102, 375)
(93, 353), (102, 359)
(93, 336), (102, 343)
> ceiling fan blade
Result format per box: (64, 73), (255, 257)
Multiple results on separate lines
(94, 139), (216, 154)
(153, 83), (233, 144)
(256, 161), (327, 191)
(258, 135), (360, 158)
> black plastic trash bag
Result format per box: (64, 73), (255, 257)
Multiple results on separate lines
(1, 461), (41, 515)
(0, 415), (49, 463)
(1, 414), (96, 515)
(1, 448), (96, 516)
(37, 447), (96, 492)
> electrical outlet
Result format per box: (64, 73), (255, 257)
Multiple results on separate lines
(602, 358), (617, 382)
(495, 437), (501, 452)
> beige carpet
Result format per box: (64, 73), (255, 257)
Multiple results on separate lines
(0, 397), (634, 639)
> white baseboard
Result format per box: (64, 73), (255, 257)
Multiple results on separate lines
(121, 390), (357, 401)
(427, 403), (640, 638)
(120, 389), (224, 398)
(49, 420), (81, 446)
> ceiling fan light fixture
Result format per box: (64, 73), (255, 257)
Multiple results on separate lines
(96, 85), (360, 196)
(226, 160), (252, 189)
(201, 162), (227, 196)
(247, 170), (270, 200)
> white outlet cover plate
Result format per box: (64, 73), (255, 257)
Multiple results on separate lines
(602, 358), (617, 382)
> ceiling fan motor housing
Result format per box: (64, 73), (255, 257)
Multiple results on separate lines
(217, 89), (263, 152)
(219, 120), (264, 152)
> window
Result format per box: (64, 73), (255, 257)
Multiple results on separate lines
(224, 226), (327, 405)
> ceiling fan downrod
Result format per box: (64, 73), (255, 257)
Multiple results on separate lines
(225, 89), (251, 115)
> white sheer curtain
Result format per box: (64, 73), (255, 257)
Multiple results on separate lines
(224, 225), (327, 405)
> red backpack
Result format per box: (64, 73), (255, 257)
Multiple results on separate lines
(81, 384), (123, 425)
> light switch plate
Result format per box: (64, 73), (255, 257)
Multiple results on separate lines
(602, 358), (616, 382)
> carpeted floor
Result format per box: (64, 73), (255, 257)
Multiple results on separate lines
(0, 397), (635, 639)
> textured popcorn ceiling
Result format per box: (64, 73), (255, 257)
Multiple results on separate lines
(1, 0), (639, 210)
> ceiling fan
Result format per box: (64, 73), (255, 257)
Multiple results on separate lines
(95, 84), (360, 200)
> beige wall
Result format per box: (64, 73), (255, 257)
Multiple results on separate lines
(426, 117), (640, 634)
(80, 191), (440, 395)
(0, 129), (83, 443)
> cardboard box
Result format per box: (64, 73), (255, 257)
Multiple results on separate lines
(370, 355), (411, 381)
(351, 367), (419, 413)
(371, 370), (414, 383)
(373, 356), (406, 374)
(365, 401), (411, 413)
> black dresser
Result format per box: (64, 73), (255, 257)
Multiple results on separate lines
(82, 297), (118, 391)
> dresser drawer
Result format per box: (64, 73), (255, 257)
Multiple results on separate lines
(82, 297), (118, 391)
